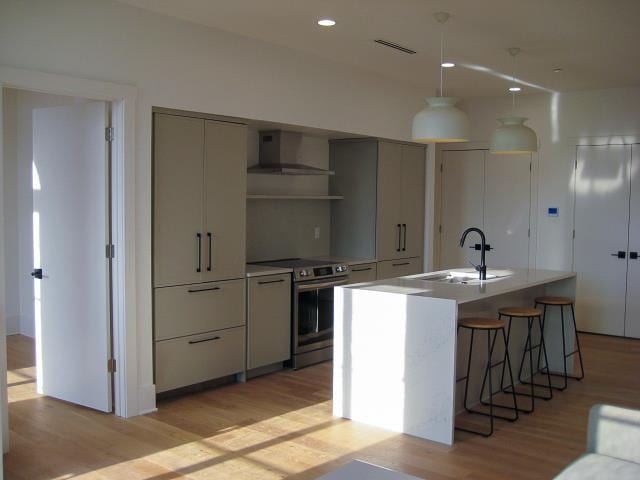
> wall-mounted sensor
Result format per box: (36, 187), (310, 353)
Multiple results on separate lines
(548, 207), (559, 217)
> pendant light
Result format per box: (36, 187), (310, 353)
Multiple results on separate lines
(490, 48), (538, 154)
(412, 12), (469, 143)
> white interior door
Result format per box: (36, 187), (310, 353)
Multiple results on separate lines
(626, 145), (640, 339)
(484, 153), (531, 268)
(440, 150), (484, 269)
(573, 145), (630, 336)
(32, 102), (112, 412)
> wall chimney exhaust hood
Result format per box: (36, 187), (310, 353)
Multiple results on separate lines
(248, 130), (334, 175)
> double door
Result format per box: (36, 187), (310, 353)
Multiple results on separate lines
(377, 142), (426, 260)
(439, 149), (532, 270)
(153, 114), (247, 287)
(573, 144), (639, 338)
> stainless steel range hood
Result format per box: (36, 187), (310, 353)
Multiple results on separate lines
(247, 130), (334, 175)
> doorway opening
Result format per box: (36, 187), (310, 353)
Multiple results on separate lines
(3, 87), (115, 414)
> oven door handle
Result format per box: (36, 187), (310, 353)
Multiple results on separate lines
(296, 279), (349, 291)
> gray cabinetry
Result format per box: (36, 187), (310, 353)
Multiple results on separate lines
(376, 257), (423, 280)
(330, 138), (426, 277)
(347, 263), (378, 284)
(247, 274), (292, 370)
(153, 111), (248, 393)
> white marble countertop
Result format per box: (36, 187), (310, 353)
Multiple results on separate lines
(344, 267), (575, 305)
(245, 264), (293, 278)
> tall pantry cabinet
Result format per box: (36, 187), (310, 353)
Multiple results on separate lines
(330, 138), (426, 280)
(153, 112), (247, 393)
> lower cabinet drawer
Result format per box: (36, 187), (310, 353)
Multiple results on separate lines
(376, 257), (423, 280)
(155, 326), (245, 393)
(347, 263), (377, 284)
(154, 278), (245, 341)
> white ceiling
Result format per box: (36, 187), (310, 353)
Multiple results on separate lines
(118, 0), (640, 98)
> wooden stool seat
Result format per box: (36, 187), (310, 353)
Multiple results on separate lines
(459, 317), (505, 330)
(498, 306), (542, 317)
(535, 296), (574, 306)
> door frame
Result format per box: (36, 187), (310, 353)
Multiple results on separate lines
(0, 66), (138, 424)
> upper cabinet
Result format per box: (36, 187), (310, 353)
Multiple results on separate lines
(153, 113), (247, 287)
(330, 138), (426, 265)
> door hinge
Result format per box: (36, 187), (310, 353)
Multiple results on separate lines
(528, 228), (531, 238)
(529, 161), (532, 172)
(439, 224), (442, 234)
(572, 229), (576, 239)
(440, 163), (443, 173)
(106, 244), (115, 259)
(105, 127), (114, 142)
(108, 358), (116, 373)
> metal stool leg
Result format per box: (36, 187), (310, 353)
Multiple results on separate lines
(517, 314), (553, 400)
(570, 304), (585, 380)
(479, 326), (519, 420)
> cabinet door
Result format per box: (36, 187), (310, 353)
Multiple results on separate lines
(347, 263), (378, 284)
(153, 114), (204, 287)
(376, 142), (403, 260)
(440, 150), (484, 269)
(376, 257), (423, 280)
(626, 145), (640, 339)
(203, 120), (247, 281)
(484, 152), (531, 269)
(247, 274), (292, 369)
(401, 145), (426, 258)
(574, 145), (630, 336)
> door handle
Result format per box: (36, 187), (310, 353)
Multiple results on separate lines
(611, 251), (626, 259)
(207, 232), (212, 272)
(402, 224), (407, 251)
(396, 224), (402, 252)
(470, 243), (492, 251)
(630, 252), (638, 260)
(31, 268), (43, 280)
(196, 233), (202, 272)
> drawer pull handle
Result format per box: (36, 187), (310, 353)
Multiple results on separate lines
(258, 279), (285, 285)
(187, 286), (221, 293)
(188, 336), (220, 345)
(352, 267), (372, 272)
(392, 262), (410, 267)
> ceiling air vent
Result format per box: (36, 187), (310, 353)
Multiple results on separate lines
(374, 39), (416, 55)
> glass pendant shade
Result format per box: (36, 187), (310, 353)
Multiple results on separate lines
(490, 116), (538, 154)
(412, 97), (470, 143)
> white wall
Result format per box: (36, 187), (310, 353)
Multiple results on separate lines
(0, 0), (426, 414)
(458, 86), (640, 271)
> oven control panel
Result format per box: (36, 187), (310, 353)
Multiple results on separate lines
(294, 264), (349, 281)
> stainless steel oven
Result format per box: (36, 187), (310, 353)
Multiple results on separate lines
(250, 258), (349, 369)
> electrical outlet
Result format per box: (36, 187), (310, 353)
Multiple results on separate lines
(314, 227), (321, 240)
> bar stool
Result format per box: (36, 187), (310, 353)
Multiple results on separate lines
(534, 296), (585, 391)
(456, 317), (518, 437)
(498, 306), (553, 413)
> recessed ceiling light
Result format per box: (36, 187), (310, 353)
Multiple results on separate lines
(553, 67), (563, 73)
(317, 18), (336, 27)
(441, 62), (455, 68)
(509, 86), (522, 92)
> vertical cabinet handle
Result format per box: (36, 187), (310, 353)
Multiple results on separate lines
(396, 224), (402, 252)
(402, 224), (407, 251)
(207, 232), (212, 271)
(196, 233), (202, 272)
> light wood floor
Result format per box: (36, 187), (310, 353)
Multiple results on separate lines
(4, 333), (640, 479)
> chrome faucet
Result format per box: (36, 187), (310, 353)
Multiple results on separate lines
(459, 227), (488, 281)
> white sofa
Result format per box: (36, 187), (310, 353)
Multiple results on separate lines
(555, 404), (640, 479)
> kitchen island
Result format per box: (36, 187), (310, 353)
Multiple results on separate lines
(332, 268), (576, 445)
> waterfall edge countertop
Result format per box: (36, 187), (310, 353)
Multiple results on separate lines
(344, 267), (575, 304)
(333, 267), (577, 446)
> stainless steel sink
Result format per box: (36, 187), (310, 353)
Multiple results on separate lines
(417, 269), (512, 285)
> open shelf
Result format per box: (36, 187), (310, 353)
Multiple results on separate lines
(247, 194), (344, 200)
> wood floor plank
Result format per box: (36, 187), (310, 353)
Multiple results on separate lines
(3, 333), (640, 479)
